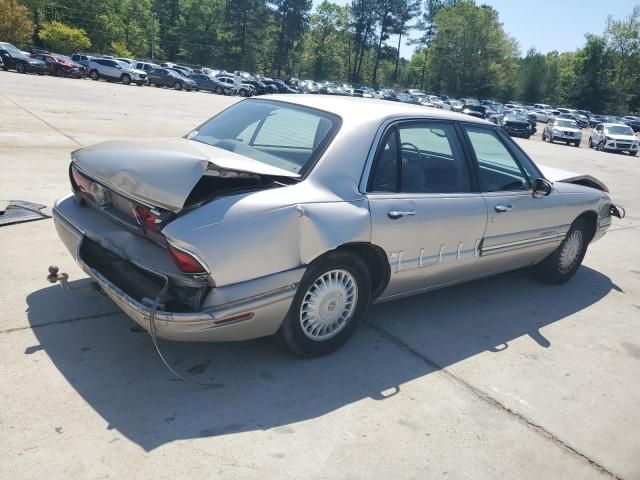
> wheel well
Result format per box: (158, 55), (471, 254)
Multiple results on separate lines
(574, 211), (597, 242)
(337, 243), (390, 300)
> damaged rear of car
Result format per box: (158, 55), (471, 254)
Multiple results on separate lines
(53, 99), (346, 342)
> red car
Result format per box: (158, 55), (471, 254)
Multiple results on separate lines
(31, 53), (84, 78)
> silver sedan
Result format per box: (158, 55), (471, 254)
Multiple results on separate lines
(53, 96), (622, 356)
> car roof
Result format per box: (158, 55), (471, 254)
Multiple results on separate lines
(256, 94), (491, 126)
(602, 123), (633, 128)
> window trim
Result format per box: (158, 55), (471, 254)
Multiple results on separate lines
(460, 123), (535, 193)
(365, 118), (477, 195)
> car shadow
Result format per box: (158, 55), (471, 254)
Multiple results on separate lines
(26, 265), (615, 451)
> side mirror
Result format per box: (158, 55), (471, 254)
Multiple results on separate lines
(533, 178), (552, 197)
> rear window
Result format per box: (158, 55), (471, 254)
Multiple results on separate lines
(189, 100), (340, 175)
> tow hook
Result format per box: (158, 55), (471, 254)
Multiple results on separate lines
(47, 265), (96, 293)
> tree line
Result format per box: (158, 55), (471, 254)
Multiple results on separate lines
(2, 0), (639, 113)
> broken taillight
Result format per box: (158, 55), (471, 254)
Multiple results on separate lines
(70, 163), (110, 206)
(166, 242), (207, 274)
(134, 206), (161, 232)
(70, 163), (94, 202)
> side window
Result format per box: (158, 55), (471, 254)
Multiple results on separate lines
(397, 122), (471, 193)
(369, 130), (399, 192)
(465, 126), (530, 192)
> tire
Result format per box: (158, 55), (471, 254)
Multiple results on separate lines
(136, 81), (144, 86)
(574, 141), (580, 147)
(174, 81), (182, 91)
(155, 83), (161, 87)
(90, 70), (99, 80)
(541, 131), (547, 141)
(630, 151), (638, 156)
(278, 250), (371, 357)
(533, 219), (590, 284)
(597, 141), (605, 152)
(215, 87), (223, 95)
(588, 137), (593, 148)
(121, 74), (131, 85)
(16, 63), (25, 74)
(239, 89), (248, 97)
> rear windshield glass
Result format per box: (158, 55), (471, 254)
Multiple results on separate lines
(189, 100), (340, 175)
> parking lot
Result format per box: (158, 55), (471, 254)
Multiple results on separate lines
(1, 72), (639, 480)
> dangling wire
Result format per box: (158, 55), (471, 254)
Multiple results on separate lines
(148, 283), (224, 388)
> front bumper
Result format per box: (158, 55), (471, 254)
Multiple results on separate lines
(53, 194), (302, 342)
(603, 140), (638, 152)
(551, 131), (581, 141)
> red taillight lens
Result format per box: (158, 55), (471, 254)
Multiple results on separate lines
(167, 242), (207, 274)
(135, 206), (159, 232)
(70, 164), (94, 202)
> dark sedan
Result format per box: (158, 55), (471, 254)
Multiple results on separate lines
(148, 68), (197, 91)
(462, 104), (501, 124)
(190, 73), (234, 94)
(624, 118), (640, 133)
(0, 42), (47, 74)
(262, 79), (298, 93)
(501, 114), (533, 139)
(241, 78), (272, 95)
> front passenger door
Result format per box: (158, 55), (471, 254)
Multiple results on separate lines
(463, 126), (567, 275)
(368, 121), (488, 299)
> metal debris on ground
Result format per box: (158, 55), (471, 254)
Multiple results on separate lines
(0, 200), (51, 227)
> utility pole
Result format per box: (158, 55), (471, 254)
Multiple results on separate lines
(151, 12), (157, 60)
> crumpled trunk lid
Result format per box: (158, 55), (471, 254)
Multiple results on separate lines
(72, 138), (298, 212)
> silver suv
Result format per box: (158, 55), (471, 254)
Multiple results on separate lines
(88, 58), (147, 86)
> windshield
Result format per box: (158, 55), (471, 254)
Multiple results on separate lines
(606, 125), (634, 136)
(0, 42), (27, 58)
(116, 60), (130, 69)
(555, 119), (578, 128)
(190, 100), (340, 175)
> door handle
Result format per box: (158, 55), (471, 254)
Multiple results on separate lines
(494, 204), (513, 213)
(388, 210), (416, 219)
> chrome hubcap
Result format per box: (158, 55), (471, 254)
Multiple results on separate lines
(300, 269), (357, 341)
(559, 230), (583, 273)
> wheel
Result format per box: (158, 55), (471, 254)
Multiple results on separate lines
(174, 81), (182, 91)
(588, 137), (593, 148)
(239, 89), (248, 97)
(597, 141), (605, 152)
(121, 74), (131, 85)
(278, 250), (371, 357)
(548, 135), (554, 143)
(90, 70), (99, 80)
(533, 219), (590, 284)
(16, 63), (25, 73)
(215, 87), (223, 95)
(574, 141), (580, 147)
(630, 151), (638, 156)
(541, 131), (547, 141)
(154, 83), (161, 87)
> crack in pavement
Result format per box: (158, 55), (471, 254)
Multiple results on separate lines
(1, 95), (82, 146)
(1, 310), (122, 334)
(368, 322), (625, 480)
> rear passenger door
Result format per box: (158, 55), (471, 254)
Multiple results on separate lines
(367, 121), (488, 299)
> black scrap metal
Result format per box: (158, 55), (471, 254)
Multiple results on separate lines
(0, 200), (51, 227)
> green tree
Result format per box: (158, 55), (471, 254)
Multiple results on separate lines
(0, 0), (34, 45)
(39, 21), (91, 52)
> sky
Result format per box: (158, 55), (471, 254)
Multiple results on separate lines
(312, 0), (639, 59)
